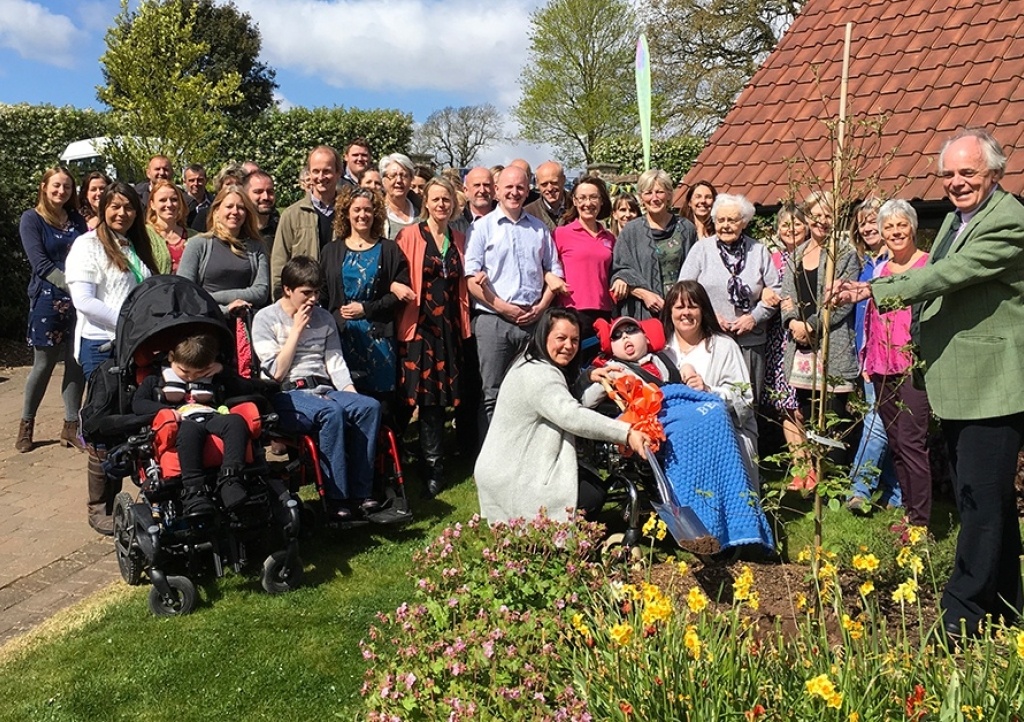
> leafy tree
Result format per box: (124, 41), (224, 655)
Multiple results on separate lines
(415, 104), (502, 168)
(515, 0), (640, 165)
(97, 0), (242, 172)
(188, 0), (278, 123)
(644, 0), (804, 137)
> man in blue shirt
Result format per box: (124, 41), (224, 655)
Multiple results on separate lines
(464, 165), (564, 429)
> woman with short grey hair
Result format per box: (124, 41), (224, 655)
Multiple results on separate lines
(379, 153), (420, 239)
(609, 168), (697, 320)
(678, 192), (779, 403)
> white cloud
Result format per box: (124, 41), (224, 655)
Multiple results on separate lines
(0, 0), (84, 68)
(274, 90), (295, 111)
(234, 0), (534, 102)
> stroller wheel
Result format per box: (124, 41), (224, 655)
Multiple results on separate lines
(147, 576), (197, 616)
(261, 550), (303, 594)
(113, 492), (145, 586)
(601, 533), (643, 564)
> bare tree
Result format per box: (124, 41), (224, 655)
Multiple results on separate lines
(416, 104), (503, 168)
(645, 0), (804, 137)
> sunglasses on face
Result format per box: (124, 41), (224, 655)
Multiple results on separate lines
(611, 324), (642, 341)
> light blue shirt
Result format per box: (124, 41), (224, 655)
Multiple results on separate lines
(464, 207), (563, 311)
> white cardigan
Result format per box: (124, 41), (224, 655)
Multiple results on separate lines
(474, 357), (630, 523)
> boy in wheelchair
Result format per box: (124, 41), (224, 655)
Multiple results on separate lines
(132, 331), (258, 515)
(251, 256), (382, 523)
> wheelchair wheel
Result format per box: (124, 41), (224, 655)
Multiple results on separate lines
(148, 576), (197, 616)
(261, 550), (303, 594)
(601, 533), (643, 564)
(113, 492), (145, 586)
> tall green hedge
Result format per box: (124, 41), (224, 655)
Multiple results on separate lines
(592, 135), (705, 186)
(228, 107), (413, 205)
(0, 103), (413, 339)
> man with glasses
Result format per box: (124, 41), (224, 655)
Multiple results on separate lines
(271, 145), (341, 297)
(832, 128), (1024, 641)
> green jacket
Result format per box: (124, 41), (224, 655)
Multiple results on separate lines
(271, 195), (321, 297)
(871, 188), (1024, 420)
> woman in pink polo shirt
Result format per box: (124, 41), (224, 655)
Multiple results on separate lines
(552, 176), (616, 341)
(861, 199), (932, 527)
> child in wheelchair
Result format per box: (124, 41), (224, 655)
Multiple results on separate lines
(252, 256), (383, 523)
(132, 331), (257, 516)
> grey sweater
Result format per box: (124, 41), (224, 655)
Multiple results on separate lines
(678, 234), (780, 348)
(251, 302), (355, 392)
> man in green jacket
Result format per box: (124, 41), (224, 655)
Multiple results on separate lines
(270, 146), (341, 297)
(834, 128), (1024, 640)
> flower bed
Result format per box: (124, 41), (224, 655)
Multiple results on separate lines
(362, 515), (1024, 720)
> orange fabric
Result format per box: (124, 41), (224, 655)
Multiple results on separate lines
(395, 224), (471, 342)
(151, 402), (262, 477)
(607, 375), (666, 454)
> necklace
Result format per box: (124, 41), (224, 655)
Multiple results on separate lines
(346, 236), (376, 251)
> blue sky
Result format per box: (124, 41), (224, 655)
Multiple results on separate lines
(0, 0), (553, 165)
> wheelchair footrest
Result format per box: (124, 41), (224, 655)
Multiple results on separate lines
(365, 507), (413, 527)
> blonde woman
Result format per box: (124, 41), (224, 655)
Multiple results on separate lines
(177, 185), (270, 314)
(146, 179), (193, 273)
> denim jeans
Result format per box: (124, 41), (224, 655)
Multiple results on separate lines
(78, 337), (113, 380)
(849, 381), (902, 506)
(271, 389), (381, 501)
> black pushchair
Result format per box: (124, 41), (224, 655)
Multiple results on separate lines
(81, 276), (302, 616)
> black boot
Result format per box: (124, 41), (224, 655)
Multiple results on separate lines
(181, 477), (216, 516)
(419, 406), (446, 499)
(217, 468), (248, 510)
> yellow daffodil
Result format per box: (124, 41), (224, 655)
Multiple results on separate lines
(907, 525), (926, 545)
(892, 578), (919, 604)
(642, 513), (657, 538)
(859, 581), (875, 597)
(687, 587), (709, 614)
(677, 560), (690, 576)
(797, 546), (812, 563)
(684, 625), (702, 659)
(733, 566), (756, 602)
(851, 553), (879, 573)
(1016, 630), (1024, 660)
(842, 614), (864, 640)
(609, 622), (633, 646)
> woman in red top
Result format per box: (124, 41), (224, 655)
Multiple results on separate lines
(551, 176), (616, 341)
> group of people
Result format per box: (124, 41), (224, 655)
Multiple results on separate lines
(15, 127), (1024, 641)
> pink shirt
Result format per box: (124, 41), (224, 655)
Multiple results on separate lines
(862, 253), (929, 375)
(553, 219), (616, 312)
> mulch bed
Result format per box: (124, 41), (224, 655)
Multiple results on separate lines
(0, 337), (33, 374)
(645, 556), (940, 644)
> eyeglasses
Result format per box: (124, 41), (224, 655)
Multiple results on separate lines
(384, 171), (410, 181)
(611, 324), (642, 341)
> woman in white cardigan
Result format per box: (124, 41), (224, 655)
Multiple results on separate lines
(662, 280), (759, 485)
(474, 308), (650, 523)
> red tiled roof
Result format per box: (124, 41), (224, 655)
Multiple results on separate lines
(680, 0), (1024, 207)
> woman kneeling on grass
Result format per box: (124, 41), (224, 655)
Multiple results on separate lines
(474, 308), (650, 524)
(252, 256), (382, 522)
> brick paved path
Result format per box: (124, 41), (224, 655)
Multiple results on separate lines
(0, 364), (117, 647)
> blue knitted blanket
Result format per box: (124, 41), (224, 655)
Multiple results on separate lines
(658, 384), (775, 551)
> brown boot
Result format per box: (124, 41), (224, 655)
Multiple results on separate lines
(60, 419), (85, 451)
(15, 418), (34, 453)
(87, 447), (114, 536)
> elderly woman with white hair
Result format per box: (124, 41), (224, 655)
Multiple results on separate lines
(379, 153), (421, 240)
(860, 198), (932, 526)
(610, 168), (698, 320)
(678, 192), (780, 403)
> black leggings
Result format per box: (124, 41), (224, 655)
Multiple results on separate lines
(176, 414), (249, 483)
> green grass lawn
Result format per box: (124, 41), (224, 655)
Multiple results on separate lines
(0, 461), (988, 721)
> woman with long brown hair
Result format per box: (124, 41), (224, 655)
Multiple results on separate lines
(77, 171), (109, 231)
(16, 167), (88, 453)
(177, 185), (270, 314)
(65, 182), (158, 535)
